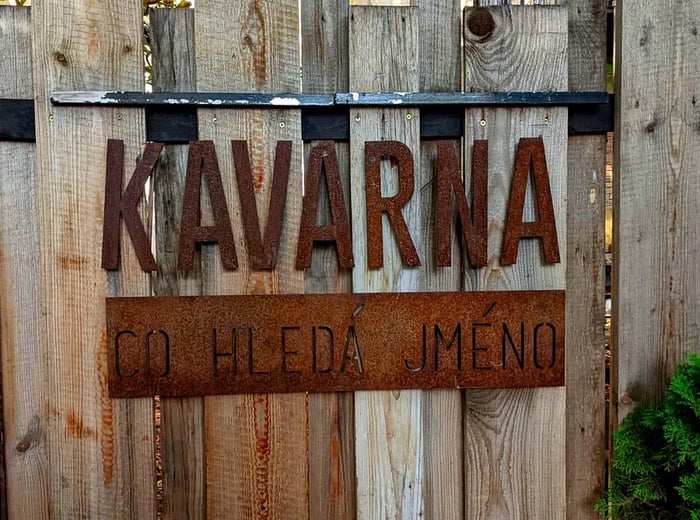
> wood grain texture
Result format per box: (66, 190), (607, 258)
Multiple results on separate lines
(0, 7), (49, 519)
(462, 5), (567, 518)
(301, 1), (356, 519)
(31, 1), (156, 518)
(194, 2), (308, 518)
(614, 0), (700, 419)
(417, 2), (464, 519)
(150, 9), (205, 520)
(349, 7), (424, 518)
(561, 0), (608, 517)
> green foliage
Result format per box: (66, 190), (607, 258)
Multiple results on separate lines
(596, 354), (700, 519)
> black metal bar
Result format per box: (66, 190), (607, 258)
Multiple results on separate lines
(146, 107), (198, 144)
(568, 96), (614, 136)
(335, 91), (610, 107)
(1, 95), (615, 143)
(51, 91), (335, 108)
(0, 99), (35, 141)
(51, 90), (610, 108)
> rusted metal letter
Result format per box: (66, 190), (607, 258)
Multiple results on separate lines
(364, 140), (420, 269)
(435, 140), (487, 268)
(232, 140), (292, 270)
(501, 137), (560, 266)
(178, 140), (238, 271)
(102, 139), (162, 271)
(296, 141), (354, 269)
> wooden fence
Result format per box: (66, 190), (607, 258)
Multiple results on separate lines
(0, 0), (697, 518)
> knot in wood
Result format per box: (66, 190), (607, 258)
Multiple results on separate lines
(466, 8), (495, 39)
(53, 51), (68, 66)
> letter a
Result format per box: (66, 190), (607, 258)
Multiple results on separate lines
(178, 141), (238, 270)
(501, 137), (560, 265)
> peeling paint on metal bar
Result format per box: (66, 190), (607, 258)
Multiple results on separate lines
(51, 91), (335, 107)
(50, 90), (610, 108)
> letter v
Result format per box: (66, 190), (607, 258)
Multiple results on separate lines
(232, 140), (292, 270)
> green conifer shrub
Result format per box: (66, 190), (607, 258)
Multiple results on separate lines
(596, 354), (700, 519)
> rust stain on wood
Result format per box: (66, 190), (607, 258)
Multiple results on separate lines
(66, 411), (96, 440)
(253, 394), (271, 519)
(97, 329), (114, 484)
(106, 291), (565, 397)
(58, 254), (88, 271)
(242, 0), (268, 90)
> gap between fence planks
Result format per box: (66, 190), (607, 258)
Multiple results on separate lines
(301, 1), (356, 519)
(149, 8), (205, 519)
(614, 1), (700, 418)
(462, 4), (567, 518)
(0, 7), (48, 519)
(563, 0), (608, 517)
(31, 1), (156, 518)
(194, 1), (309, 518)
(348, 6), (424, 518)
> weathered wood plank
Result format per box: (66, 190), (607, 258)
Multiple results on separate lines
(349, 6), (424, 518)
(31, 2), (156, 517)
(0, 7), (48, 519)
(194, 2), (308, 518)
(462, 5), (567, 518)
(561, 0), (608, 517)
(150, 8), (205, 520)
(614, 0), (700, 417)
(301, 1), (356, 519)
(417, 2), (464, 519)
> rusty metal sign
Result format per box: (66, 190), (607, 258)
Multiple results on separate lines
(106, 291), (564, 397)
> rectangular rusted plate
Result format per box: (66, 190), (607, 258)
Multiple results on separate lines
(106, 291), (564, 397)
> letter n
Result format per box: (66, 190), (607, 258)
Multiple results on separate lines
(501, 137), (560, 265)
(435, 140), (487, 268)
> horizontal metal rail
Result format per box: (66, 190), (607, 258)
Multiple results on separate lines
(1, 93), (614, 142)
(51, 90), (610, 108)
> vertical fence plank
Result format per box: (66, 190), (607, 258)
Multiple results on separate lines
(194, 2), (309, 518)
(301, 1), (356, 519)
(417, 1), (465, 519)
(614, 0), (700, 417)
(349, 6), (424, 518)
(563, 0), (608, 517)
(0, 7), (49, 519)
(150, 8), (205, 520)
(31, 2), (156, 518)
(462, 5), (567, 518)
